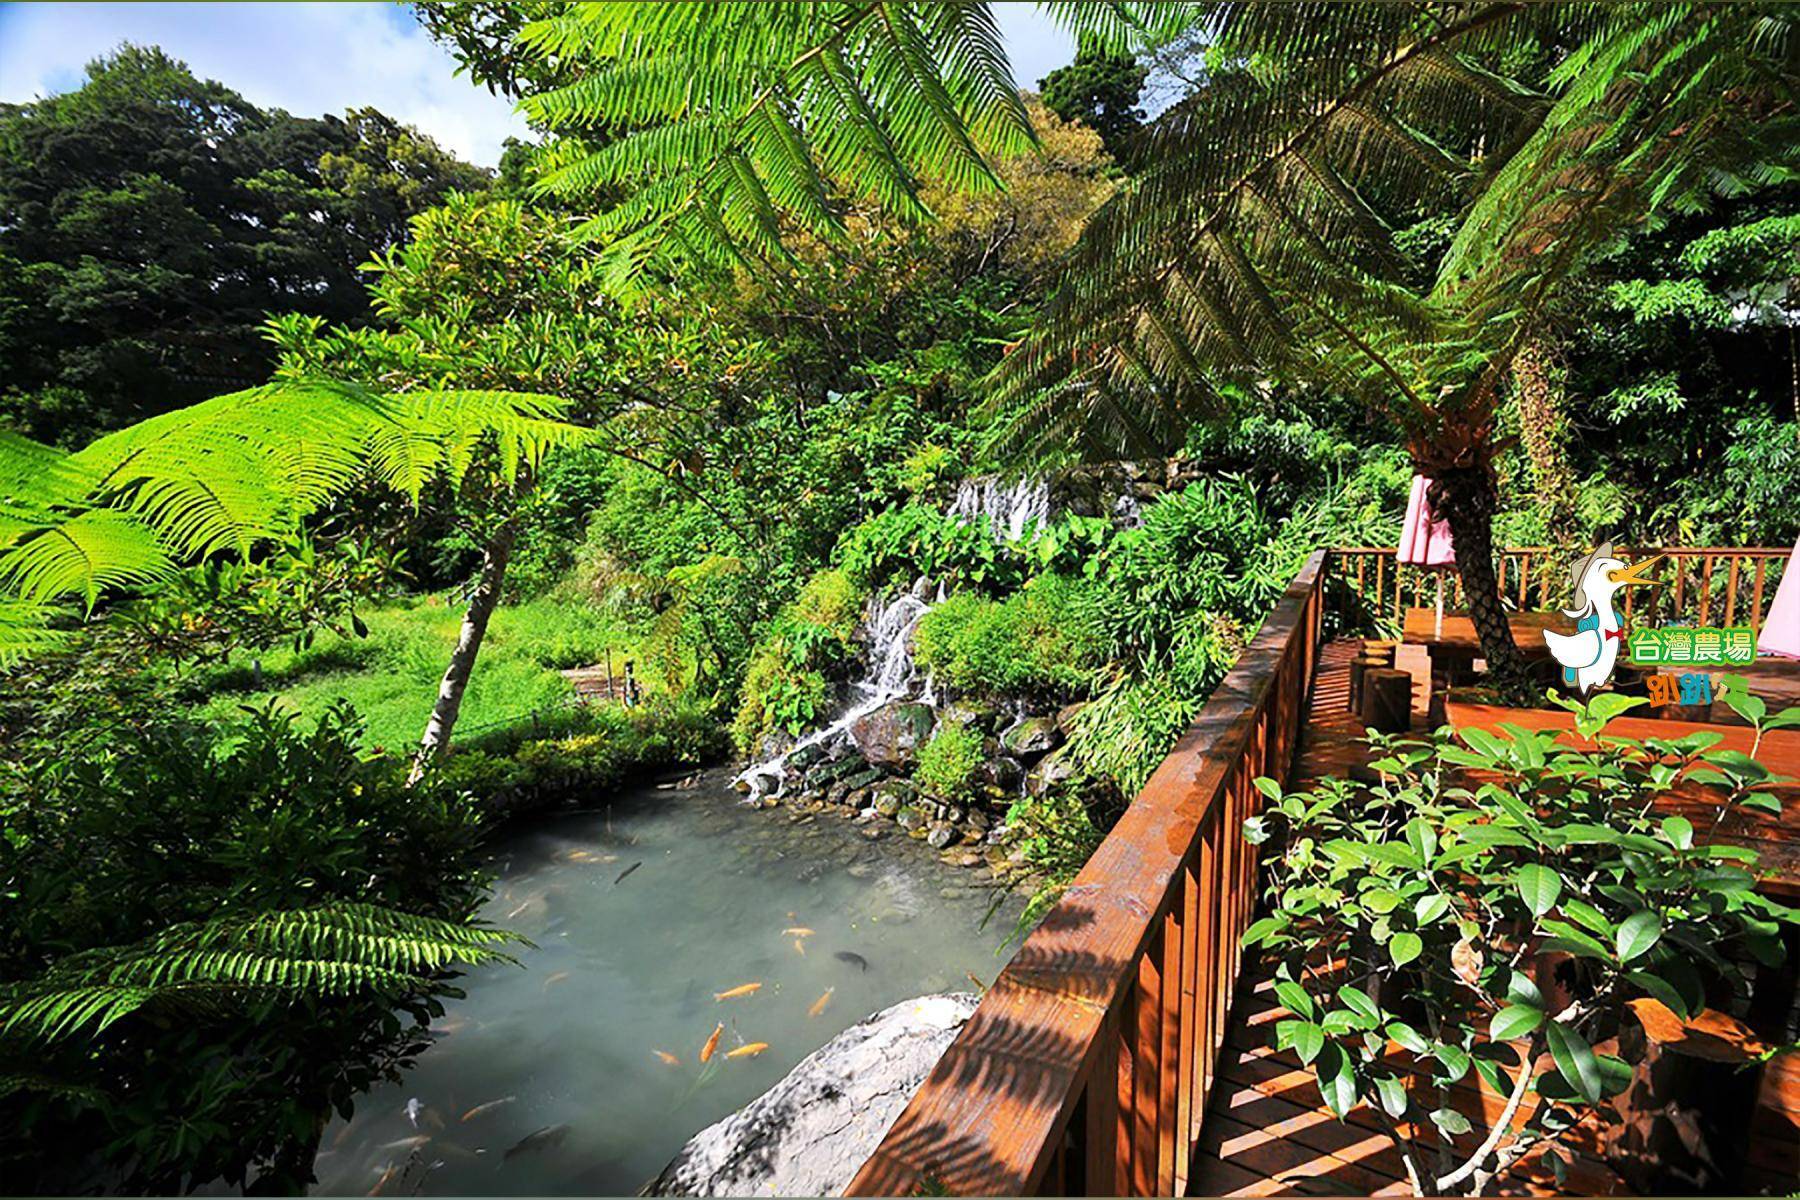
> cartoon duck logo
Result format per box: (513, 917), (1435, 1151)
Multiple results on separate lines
(1542, 543), (1662, 693)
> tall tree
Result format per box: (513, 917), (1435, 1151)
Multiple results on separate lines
(1038, 34), (1147, 164)
(0, 45), (489, 444)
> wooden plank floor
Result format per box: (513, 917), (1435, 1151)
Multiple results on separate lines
(1187, 638), (1799, 1197)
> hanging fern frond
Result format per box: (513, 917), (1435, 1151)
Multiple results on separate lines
(0, 904), (522, 1046)
(0, 380), (591, 663)
(513, 2), (1203, 295)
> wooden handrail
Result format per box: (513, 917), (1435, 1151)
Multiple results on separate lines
(845, 550), (1328, 1197)
(1328, 545), (1790, 637)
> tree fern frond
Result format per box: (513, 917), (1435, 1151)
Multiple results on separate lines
(0, 905), (522, 1046)
(0, 382), (586, 657)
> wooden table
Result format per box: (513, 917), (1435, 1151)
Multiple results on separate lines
(1403, 608), (1573, 688)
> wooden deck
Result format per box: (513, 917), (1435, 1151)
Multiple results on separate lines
(847, 550), (1797, 1199)
(1187, 638), (1800, 1197)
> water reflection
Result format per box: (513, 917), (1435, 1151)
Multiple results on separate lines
(310, 770), (1023, 1196)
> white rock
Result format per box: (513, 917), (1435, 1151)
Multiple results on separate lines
(647, 993), (978, 1197)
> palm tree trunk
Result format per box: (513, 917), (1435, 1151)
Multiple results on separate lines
(1429, 467), (1530, 690)
(410, 519), (517, 784)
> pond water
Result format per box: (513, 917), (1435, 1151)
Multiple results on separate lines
(310, 770), (1026, 1197)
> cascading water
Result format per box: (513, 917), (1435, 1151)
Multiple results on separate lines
(735, 587), (935, 801)
(948, 475), (1051, 542)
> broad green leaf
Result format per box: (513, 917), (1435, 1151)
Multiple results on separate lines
(1242, 915), (1286, 947)
(1430, 1106), (1472, 1136)
(1389, 932), (1422, 967)
(1385, 1020), (1429, 1055)
(1659, 815), (1693, 850)
(1515, 864), (1562, 918)
(1280, 1019), (1325, 1065)
(1337, 985), (1380, 1024)
(1414, 894), (1451, 925)
(1433, 1042), (1471, 1082)
(1313, 1042), (1357, 1119)
(1404, 818), (1437, 864)
(1489, 1004), (1543, 1041)
(1546, 1020), (1603, 1104)
(1274, 980), (1314, 1021)
(1615, 910), (1663, 963)
(1373, 1074), (1408, 1118)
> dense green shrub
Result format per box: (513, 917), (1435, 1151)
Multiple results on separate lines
(914, 719), (983, 802)
(433, 694), (728, 813)
(0, 702), (493, 1193)
(837, 501), (1035, 596)
(731, 569), (866, 755)
(913, 574), (1101, 700)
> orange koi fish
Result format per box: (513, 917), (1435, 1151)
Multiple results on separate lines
(808, 988), (834, 1017)
(781, 927), (815, 938)
(726, 1042), (769, 1059)
(460, 1096), (516, 1122)
(713, 982), (762, 1001)
(652, 1050), (681, 1066)
(700, 1022), (723, 1063)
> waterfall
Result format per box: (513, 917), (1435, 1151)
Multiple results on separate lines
(948, 475), (1051, 542)
(735, 588), (935, 801)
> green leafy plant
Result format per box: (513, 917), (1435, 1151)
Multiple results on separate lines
(1243, 684), (1800, 1195)
(913, 574), (1100, 700)
(915, 719), (983, 803)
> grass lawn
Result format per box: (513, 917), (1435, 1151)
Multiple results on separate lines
(190, 595), (636, 753)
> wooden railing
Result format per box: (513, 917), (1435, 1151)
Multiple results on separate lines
(846, 551), (1328, 1197)
(1330, 545), (1791, 638)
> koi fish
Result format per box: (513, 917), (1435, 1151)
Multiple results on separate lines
(834, 951), (869, 972)
(505, 901), (532, 920)
(504, 1124), (569, 1161)
(378, 1135), (430, 1151)
(460, 1096), (516, 1122)
(808, 988), (834, 1017)
(368, 1163), (397, 1196)
(653, 1050), (681, 1066)
(565, 849), (599, 863)
(700, 1022), (723, 1063)
(714, 982), (762, 1001)
(726, 1042), (769, 1059)
(782, 927), (815, 938)
(792, 938), (806, 956)
(543, 970), (571, 989)
(615, 861), (642, 885)
(405, 1097), (423, 1127)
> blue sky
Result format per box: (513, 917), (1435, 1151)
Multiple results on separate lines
(0, 2), (1076, 168)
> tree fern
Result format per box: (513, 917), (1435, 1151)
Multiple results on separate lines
(0, 380), (591, 663)
(514, 2), (1185, 297)
(0, 904), (521, 1048)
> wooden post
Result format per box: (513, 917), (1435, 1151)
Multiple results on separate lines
(1362, 668), (1411, 733)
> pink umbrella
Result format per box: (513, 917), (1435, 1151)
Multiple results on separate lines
(1399, 475), (1455, 634)
(1758, 534), (1800, 659)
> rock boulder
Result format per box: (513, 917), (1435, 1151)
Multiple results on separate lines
(647, 993), (979, 1197)
(849, 701), (936, 769)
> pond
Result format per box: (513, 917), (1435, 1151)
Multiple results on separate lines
(310, 769), (1026, 1196)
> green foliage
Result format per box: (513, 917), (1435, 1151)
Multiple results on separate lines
(430, 694), (728, 813)
(914, 719), (983, 803)
(913, 574), (1101, 700)
(1243, 689), (1800, 1193)
(0, 44), (488, 443)
(0, 380), (588, 662)
(1003, 784), (1104, 882)
(0, 701), (498, 1192)
(187, 594), (632, 755)
(731, 569), (866, 755)
(1038, 33), (1147, 163)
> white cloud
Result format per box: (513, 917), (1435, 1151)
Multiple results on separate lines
(0, 2), (530, 166)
